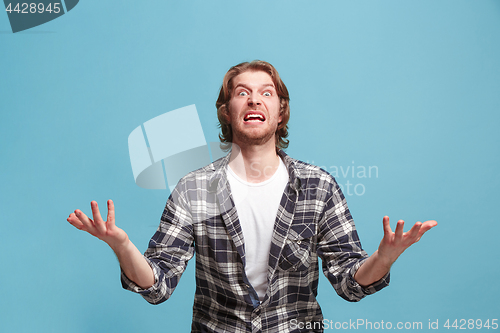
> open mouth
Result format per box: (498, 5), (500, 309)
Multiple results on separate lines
(244, 112), (266, 122)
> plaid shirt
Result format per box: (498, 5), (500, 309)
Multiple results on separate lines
(122, 150), (389, 332)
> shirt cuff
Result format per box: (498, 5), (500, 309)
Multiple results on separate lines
(348, 258), (390, 296)
(120, 256), (162, 297)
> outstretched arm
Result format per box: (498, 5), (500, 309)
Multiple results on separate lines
(67, 200), (155, 289)
(354, 216), (437, 287)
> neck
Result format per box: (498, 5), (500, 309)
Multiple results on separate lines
(228, 140), (280, 183)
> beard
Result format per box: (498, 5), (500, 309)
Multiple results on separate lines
(231, 124), (277, 148)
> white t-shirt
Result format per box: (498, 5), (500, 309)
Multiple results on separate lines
(227, 158), (288, 301)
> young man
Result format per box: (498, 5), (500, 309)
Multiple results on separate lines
(67, 61), (437, 332)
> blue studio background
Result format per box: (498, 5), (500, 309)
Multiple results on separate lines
(1, 1), (499, 332)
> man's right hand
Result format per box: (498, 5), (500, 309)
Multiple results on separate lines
(67, 200), (129, 251)
(67, 199), (155, 289)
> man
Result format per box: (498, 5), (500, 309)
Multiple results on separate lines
(67, 60), (437, 332)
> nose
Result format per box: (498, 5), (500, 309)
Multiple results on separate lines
(247, 94), (261, 106)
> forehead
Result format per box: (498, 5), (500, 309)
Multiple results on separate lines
(232, 70), (275, 89)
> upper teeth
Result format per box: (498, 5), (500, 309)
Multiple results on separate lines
(246, 114), (264, 120)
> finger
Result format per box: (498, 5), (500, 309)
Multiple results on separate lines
(90, 201), (104, 222)
(67, 213), (85, 230)
(417, 220), (438, 238)
(107, 200), (115, 226)
(382, 216), (392, 237)
(395, 220), (405, 239)
(406, 221), (422, 241)
(91, 201), (107, 234)
(422, 220), (438, 230)
(74, 209), (94, 231)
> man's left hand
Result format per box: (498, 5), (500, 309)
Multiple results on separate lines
(378, 216), (438, 266)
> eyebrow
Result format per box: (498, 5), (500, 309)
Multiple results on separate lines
(234, 83), (276, 90)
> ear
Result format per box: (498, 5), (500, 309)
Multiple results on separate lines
(278, 101), (285, 124)
(220, 105), (231, 123)
(225, 106), (232, 123)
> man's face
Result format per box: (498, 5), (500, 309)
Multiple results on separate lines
(227, 70), (282, 148)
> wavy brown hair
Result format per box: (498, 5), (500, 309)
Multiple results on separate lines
(216, 60), (290, 150)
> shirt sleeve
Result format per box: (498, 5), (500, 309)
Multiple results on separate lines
(121, 186), (195, 305)
(316, 180), (389, 302)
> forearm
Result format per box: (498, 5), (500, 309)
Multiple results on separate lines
(354, 250), (392, 287)
(111, 239), (155, 289)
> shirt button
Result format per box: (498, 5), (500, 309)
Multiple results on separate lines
(297, 240), (301, 245)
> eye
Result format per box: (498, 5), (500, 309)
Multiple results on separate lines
(263, 91), (272, 97)
(238, 91), (248, 96)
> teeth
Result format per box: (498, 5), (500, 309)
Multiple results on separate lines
(245, 114), (264, 121)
